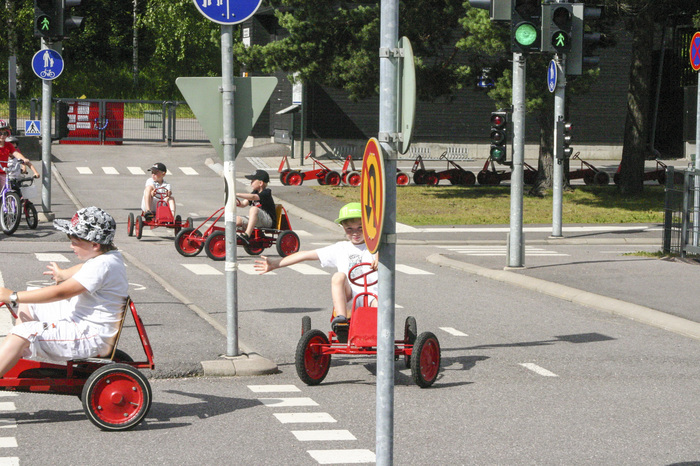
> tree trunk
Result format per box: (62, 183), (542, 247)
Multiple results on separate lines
(619, 10), (655, 195)
(6, 0), (18, 57)
(529, 111), (554, 196)
(132, 0), (139, 89)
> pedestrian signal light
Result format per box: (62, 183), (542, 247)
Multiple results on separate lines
(34, 0), (58, 38)
(568, 4), (603, 75)
(541, 3), (573, 53)
(490, 111), (509, 164)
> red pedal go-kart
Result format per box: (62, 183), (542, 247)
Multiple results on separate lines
(0, 298), (154, 431)
(295, 263), (441, 388)
(127, 187), (192, 239)
(174, 204), (301, 260)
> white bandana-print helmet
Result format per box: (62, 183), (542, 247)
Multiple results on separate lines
(54, 206), (116, 245)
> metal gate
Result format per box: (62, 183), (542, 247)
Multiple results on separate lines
(663, 166), (700, 256)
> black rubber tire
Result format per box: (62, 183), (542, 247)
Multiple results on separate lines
(82, 363), (152, 431)
(413, 169), (427, 185)
(411, 332), (441, 388)
(174, 228), (203, 257)
(279, 169), (291, 185)
(204, 230), (226, 261)
(24, 201), (38, 229)
(404, 316), (417, 369)
(346, 171), (361, 187)
(112, 349), (134, 362)
(242, 238), (265, 255)
(594, 171), (609, 186)
(276, 230), (301, 257)
(295, 329), (331, 386)
(324, 171), (341, 186)
(301, 316), (311, 336)
(461, 171), (476, 186)
(287, 171), (303, 186)
(174, 214), (182, 235)
(425, 172), (439, 186)
(127, 213), (135, 236)
(135, 216), (143, 239)
(1, 191), (21, 235)
(396, 171), (410, 186)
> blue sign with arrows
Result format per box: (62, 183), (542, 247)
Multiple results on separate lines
(31, 49), (64, 81)
(193, 0), (262, 25)
(547, 59), (557, 93)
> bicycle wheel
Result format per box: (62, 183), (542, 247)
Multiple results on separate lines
(1, 192), (22, 235)
(24, 201), (38, 229)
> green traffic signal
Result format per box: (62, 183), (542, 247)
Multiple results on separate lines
(514, 22), (538, 47)
(39, 15), (50, 31)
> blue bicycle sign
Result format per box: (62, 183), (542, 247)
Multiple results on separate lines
(32, 49), (64, 81)
(192, 0), (262, 25)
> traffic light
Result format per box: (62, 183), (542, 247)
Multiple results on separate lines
(567, 4), (603, 75)
(58, 0), (84, 40)
(541, 2), (573, 53)
(34, 0), (59, 38)
(468, 0), (511, 21)
(511, 0), (541, 54)
(490, 111), (509, 164)
(555, 118), (573, 161)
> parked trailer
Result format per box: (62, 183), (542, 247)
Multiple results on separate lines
(278, 152), (342, 186)
(340, 154), (410, 187)
(410, 153), (476, 186)
(569, 152), (609, 185)
(613, 159), (683, 185)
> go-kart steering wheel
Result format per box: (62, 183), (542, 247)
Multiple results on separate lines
(153, 187), (168, 200)
(1, 302), (17, 320)
(348, 262), (378, 287)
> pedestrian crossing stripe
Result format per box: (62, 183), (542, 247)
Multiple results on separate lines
(76, 166), (199, 176)
(34, 253), (70, 262)
(307, 449), (376, 464)
(181, 264), (222, 275)
(102, 167), (119, 175)
(259, 398), (319, 407)
(292, 430), (356, 441)
(274, 412), (337, 424)
(248, 384), (300, 393)
(76, 167), (93, 174)
(439, 245), (568, 257)
(128, 166), (145, 175)
(179, 167), (198, 175)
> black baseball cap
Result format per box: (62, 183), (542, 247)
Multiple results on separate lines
(148, 162), (167, 173)
(245, 169), (270, 183)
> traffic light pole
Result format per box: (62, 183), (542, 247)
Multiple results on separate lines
(40, 38), (53, 220)
(508, 52), (526, 268)
(552, 55), (566, 238)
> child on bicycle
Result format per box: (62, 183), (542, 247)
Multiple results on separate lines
(0, 120), (40, 191)
(254, 202), (377, 329)
(236, 169), (276, 242)
(141, 162), (175, 218)
(0, 206), (127, 376)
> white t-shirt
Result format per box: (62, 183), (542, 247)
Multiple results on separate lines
(70, 250), (128, 340)
(142, 178), (172, 211)
(316, 241), (377, 300)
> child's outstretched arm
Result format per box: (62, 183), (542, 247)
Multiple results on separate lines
(254, 250), (319, 274)
(43, 262), (84, 284)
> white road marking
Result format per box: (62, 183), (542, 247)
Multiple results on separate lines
(0, 419), (16, 429)
(259, 398), (319, 407)
(179, 167), (198, 175)
(425, 225), (651, 233)
(76, 167), (92, 174)
(307, 449), (376, 464)
(440, 327), (468, 336)
(34, 253), (69, 262)
(128, 166), (145, 175)
(288, 264), (329, 275)
(102, 167), (119, 175)
(181, 264), (222, 275)
(247, 157), (272, 170)
(0, 457), (19, 465)
(395, 264), (433, 275)
(0, 438), (17, 448)
(248, 385), (300, 393)
(0, 404), (15, 412)
(274, 413), (337, 424)
(440, 246), (568, 257)
(293, 230), (313, 237)
(292, 430), (356, 441)
(520, 363), (558, 377)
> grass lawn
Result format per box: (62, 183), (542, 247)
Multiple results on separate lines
(313, 185), (666, 226)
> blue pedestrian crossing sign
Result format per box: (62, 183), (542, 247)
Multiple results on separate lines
(25, 120), (41, 136)
(31, 49), (64, 81)
(547, 60), (558, 93)
(193, 0), (262, 25)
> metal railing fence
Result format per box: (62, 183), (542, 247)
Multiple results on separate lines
(663, 166), (700, 256)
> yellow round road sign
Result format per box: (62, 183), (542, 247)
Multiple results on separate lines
(360, 138), (385, 254)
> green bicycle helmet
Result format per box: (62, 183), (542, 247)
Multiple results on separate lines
(335, 202), (362, 224)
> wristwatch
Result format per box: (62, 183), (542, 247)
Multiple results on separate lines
(9, 292), (18, 308)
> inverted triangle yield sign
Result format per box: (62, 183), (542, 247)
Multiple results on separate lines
(176, 76), (278, 159)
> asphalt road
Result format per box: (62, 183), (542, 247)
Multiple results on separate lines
(0, 143), (697, 465)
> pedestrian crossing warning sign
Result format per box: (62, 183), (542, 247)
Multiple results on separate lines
(25, 120), (41, 136)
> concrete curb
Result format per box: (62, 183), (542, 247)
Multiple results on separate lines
(427, 253), (700, 341)
(53, 163), (279, 378)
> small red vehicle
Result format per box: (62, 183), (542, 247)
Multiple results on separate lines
(340, 155), (410, 187)
(569, 152), (609, 185)
(410, 153), (476, 186)
(174, 204), (301, 260)
(278, 152), (342, 186)
(613, 159), (683, 186)
(0, 298), (154, 431)
(476, 158), (538, 185)
(127, 187), (192, 239)
(295, 263), (441, 388)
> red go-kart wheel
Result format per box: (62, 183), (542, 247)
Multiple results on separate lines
(410, 331), (441, 388)
(127, 213), (135, 236)
(276, 230), (300, 257)
(135, 216), (143, 239)
(174, 228), (203, 257)
(324, 171), (341, 186)
(82, 363), (152, 431)
(280, 169), (291, 185)
(396, 171), (410, 186)
(205, 231), (226, 261)
(346, 171), (361, 187)
(287, 171), (303, 186)
(295, 329), (331, 385)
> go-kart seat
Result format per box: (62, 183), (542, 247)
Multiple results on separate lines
(347, 305), (378, 348)
(275, 205), (291, 230)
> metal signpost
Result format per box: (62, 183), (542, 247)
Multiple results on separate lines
(550, 57), (566, 238)
(32, 47), (64, 220)
(192, 0), (263, 357)
(690, 32), (700, 246)
(508, 52), (526, 268)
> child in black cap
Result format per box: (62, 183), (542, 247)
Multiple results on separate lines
(141, 162), (176, 218)
(236, 169), (276, 241)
